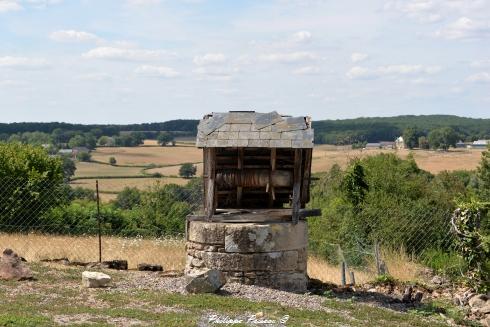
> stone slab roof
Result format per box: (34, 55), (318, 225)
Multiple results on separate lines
(196, 111), (313, 148)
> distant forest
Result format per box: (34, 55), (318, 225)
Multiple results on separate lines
(1, 115), (489, 146)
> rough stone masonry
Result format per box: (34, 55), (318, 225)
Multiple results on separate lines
(185, 220), (308, 292)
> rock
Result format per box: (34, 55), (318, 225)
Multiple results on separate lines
(82, 271), (111, 288)
(185, 269), (225, 293)
(367, 288), (377, 293)
(101, 260), (128, 270)
(402, 286), (413, 303)
(481, 316), (490, 327)
(137, 263), (163, 272)
(469, 294), (488, 309)
(480, 304), (490, 314)
(0, 248), (33, 281)
(413, 291), (424, 303)
(431, 275), (447, 285)
(453, 295), (462, 306)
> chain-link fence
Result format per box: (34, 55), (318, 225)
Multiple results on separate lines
(0, 177), (203, 270)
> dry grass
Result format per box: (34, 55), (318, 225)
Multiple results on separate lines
(146, 163), (204, 177)
(91, 146), (202, 166)
(74, 162), (143, 178)
(0, 233), (186, 270)
(70, 177), (189, 193)
(1, 233), (427, 285)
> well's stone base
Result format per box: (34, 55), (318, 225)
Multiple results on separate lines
(185, 220), (308, 292)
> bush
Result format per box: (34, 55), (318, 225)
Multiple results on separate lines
(109, 157), (117, 165)
(421, 249), (467, 279)
(179, 163), (197, 178)
(115, 187), (142, 210)
(76, 151), (91, 162)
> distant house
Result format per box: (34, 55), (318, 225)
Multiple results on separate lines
(470, 140), (489, 149)
(58, 147), (90, 158)
(395, 136), (405, 149)
(456, 141), (467, 148)
(58, 149), (73, 156)
(380, 141), (395, 149)
(365, 143), (381, 149)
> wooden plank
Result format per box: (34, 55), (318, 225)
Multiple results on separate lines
(301, 148), (313, 207)
(205, 148), (216, 219)
(237, 148), (243, 208)
(292, 148), (302, 224)
(269, 148), (276, 208)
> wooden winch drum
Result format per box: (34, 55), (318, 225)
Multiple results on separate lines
(215, 169), (293, 189)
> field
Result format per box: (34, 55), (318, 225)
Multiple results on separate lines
(74, 143), (484, 202)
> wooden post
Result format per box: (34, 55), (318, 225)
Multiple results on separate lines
(237, 148), (243, 207)
(292, 149), (302, 224)
(205, 148), (216, 219)
(269, 148), (276, 208)
(374, 241), (381, 275)
(96, 180), (102, 263)
(301, 148), (312, 206)
(340, 261), (346, 287)
(350, 271), (356, 285)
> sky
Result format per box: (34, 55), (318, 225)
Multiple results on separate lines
(0, 0), (489, 124)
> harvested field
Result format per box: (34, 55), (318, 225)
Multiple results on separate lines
(91, 146), (202, 166)
(70, 177), (189, 193)
(74, 162), (143, 178)
(146, 163), (203, 177)
(312, 146), (484, 174)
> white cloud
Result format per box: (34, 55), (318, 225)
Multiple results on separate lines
(292, 66), (320, 75)
(193, 53), (227, 66)
(435, 17), (490, 40)
(50, 30), (100, 43)
(347, 64), (441, 79)
(135, 65), (180, 78)
(466, 72), (490, 83)
(0, 56), (49, 69)
(351, 52), (368, 63)
(259, 51), (317, 63)
(82, 47), (172, 61)
(0, 0), (22, 13)
(193, 67), (238, 81)
(290, 31), (312, 44)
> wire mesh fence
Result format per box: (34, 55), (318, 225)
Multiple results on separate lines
(0, 176), (459, 283)
(0, 177), (203, 270)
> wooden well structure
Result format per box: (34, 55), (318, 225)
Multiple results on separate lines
(185, 111), (319, 292)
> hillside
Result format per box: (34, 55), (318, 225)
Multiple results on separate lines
(1, 115), (489, 145)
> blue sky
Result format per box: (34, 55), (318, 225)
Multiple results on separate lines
(0, 0), (489, 123)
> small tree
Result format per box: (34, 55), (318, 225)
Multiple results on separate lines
(109, 157), (117, 165)
(115, 187), (142, 210)
(402, 127), (420, 149)
(61, 156), (76, 182)
(428, 127), (458, 150)
(179, 163), (197, 178)
(76, 151), (91, 162)
(157, 132), (175, 146)
(418, 136), (430, 149)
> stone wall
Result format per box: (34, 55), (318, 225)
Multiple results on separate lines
(185, 220), (308, 292)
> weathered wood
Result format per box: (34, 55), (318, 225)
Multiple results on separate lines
(216, 169), (292, 188)
(204, 148), (216, 219)
(292, 149), (302, 224)
(269, 148), (276, 207)
(301, 148), (313, 206)
(237, 148), (243, 207)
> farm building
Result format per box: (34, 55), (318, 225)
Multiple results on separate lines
(470, 140), (489, 149)
(380, 141), (395, 149)
(365, 143), (381, 149)
(395, 136), (405, 149)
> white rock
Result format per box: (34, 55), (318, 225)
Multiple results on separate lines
(82, 271), (111, 288)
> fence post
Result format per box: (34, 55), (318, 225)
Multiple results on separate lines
(350, 271), (356, 285)
(340, 261), (346, 286)
(96, 180), (102, 263)
(374, 241), (381, 275)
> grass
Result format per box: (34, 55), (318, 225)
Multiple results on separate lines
(70, 176), (189, 193)
(74, 162), (144, 178)
(0, 262), (453, 327)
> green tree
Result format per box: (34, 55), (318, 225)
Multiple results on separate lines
(402, 127), (421, 149)
(179, 163), (197, 178)
(68, 135), (86, 148)
(61, 156), (76, 182)
(115, 187), (142, 210)
(418, 136), (430, 149)
(341, 160), (368, 208)
(157, 132), (175, 146)
(97, 136), (115, 147)
(428, 127), (458, 150)
(109, 157), (117, 165)
(477, 145), (490, 200)
(0, 143), (65, 232)
(76, 151), (91, 162)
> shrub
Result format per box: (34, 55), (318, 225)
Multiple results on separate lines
(109, 157), (117, 165)
(179, 163), (197, 178)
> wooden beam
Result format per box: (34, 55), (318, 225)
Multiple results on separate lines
(237, 148), (243, 207)
(301, 148), (313, 207)
(269, 148), (276, 208)
(205, 148), (216, 219)
(292, 148), (302, 224)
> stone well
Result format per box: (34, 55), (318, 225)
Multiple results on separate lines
(185, 220), (308, 292)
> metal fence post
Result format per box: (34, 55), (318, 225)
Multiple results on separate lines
(96, 180), (102, 263)
(374, 241), (381, 275)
